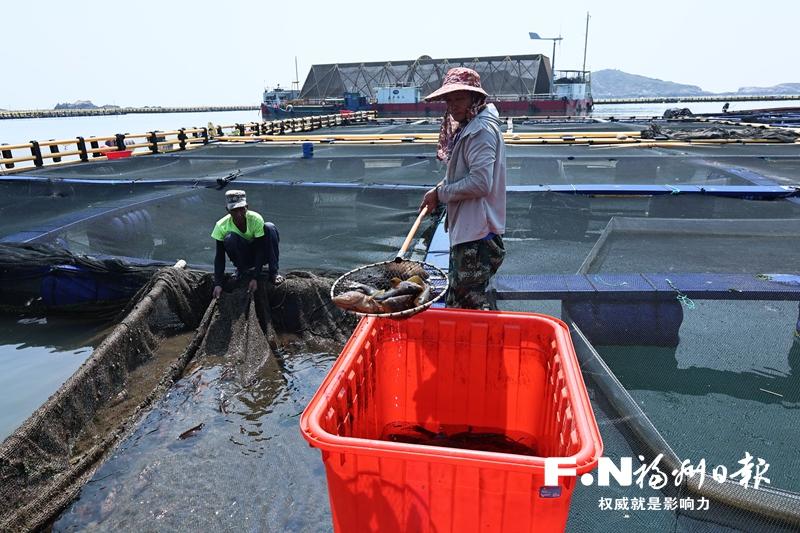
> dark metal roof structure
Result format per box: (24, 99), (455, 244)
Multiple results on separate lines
(299, 54), (552, 100)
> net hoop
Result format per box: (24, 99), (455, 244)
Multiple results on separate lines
(330, 259), (448, 318)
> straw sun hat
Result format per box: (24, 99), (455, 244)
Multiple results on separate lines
(425, 67), (489, 101)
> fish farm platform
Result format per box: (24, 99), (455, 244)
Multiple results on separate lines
(1, 112), (800, 532)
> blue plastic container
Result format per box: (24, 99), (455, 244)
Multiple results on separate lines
(40, 265), (135, 306)
(302, 142), (314, 159)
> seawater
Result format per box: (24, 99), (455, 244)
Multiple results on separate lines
(0, 315), (108, 440)
(0, 110), (262, 145)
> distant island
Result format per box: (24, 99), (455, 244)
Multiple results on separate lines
(590, 69), (800, 99)
(53, 100), (120, 110)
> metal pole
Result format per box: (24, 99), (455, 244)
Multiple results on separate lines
(294, 56), (300, 93)
(582, 12), (590, 77)
(551, 40), (557, 75)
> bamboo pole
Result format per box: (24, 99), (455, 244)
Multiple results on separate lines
(37, 139), (81, 147)
(1, 155), (37, 164)
(0, 142), (33, 150)
(40, 149), (83, 159)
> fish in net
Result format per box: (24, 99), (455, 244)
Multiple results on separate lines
(330, 259), (448, 318)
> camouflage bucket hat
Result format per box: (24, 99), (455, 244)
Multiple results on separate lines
(225, 189), (247, 210)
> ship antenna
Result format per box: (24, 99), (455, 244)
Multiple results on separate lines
(292, 57), (300, 92)
(582, 12), (590, 79)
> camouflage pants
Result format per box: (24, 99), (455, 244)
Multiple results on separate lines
(447, 234), (505, 309)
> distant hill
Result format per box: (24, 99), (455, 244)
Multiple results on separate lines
(591, 69), (800, 98)
(734, 83), (800, 95)
(53, 100), (120, 110)
(591, 69), (710, 98)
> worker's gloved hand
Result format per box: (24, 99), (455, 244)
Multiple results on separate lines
(248, 279), (258, 293)
(213, 285), (223, 299)
(271, 274), (285, 285)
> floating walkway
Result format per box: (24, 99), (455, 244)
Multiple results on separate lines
(491, 273), (800, 301)
(2, 112), (800, 532)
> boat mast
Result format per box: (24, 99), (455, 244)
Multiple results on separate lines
(582, 12), (590, 78)
(292, 57), (300, 92)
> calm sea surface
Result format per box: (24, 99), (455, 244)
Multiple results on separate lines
(0, 110), (262, 145)
(0, 316), (108, 441)
(2, 100), (799, 145)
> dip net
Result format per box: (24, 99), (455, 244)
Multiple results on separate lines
(331, 259), (448, 318)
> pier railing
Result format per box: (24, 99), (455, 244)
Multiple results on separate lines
(0, 111), (376, 173)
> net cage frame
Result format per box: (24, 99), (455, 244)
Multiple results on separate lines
(330, 259), (448, 319)
(1, 114), (798, 528)
(567, 318), (800, 531)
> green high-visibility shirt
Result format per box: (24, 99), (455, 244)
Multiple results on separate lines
(211, 210), (265, 242)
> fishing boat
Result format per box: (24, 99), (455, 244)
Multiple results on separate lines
(371, 70), (592, 117)
(261, 90), (368, 119)
(261, 54), (593, 120)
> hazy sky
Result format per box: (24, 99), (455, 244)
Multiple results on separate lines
(1, 0), (797, 109)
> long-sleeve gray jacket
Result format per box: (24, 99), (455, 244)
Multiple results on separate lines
(437, 104), (506, 246)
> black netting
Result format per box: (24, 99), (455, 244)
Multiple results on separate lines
(566, 319), (800, 532)
(0, 257), (355, 531)
(642, 122), (799, 143)
(0, 186), (439, 274)
(579, 217), (800, 274)
(0, 243), (163, 317)
(0, 266), (210, 532)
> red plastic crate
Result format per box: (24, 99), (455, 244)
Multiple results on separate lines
(301, 308), (602, 533)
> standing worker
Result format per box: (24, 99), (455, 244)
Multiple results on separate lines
(419, 68), (506, 309)
(211, 190), (283, 299)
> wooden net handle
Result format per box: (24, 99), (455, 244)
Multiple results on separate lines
(395, 206), (428, 262)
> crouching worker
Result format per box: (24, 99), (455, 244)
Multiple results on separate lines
(211, 189), (283, 299)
